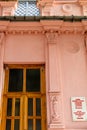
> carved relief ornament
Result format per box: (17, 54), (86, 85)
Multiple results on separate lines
(49, 92), (64, 124)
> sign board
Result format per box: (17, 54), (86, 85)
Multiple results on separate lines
(71, 97), (87, 121)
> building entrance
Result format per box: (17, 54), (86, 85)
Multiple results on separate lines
(2, 65), (46, 130)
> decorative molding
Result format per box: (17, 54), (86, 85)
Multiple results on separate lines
(0, 30), (84, 36)
(2, 29), (85, 35)
(0, 21), (86, 35)
(48, 92), (64, 128)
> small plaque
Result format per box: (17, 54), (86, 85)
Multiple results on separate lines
(71, 97), (87, 121)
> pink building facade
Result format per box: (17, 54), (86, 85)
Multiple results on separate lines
(0, 0), (87, 130)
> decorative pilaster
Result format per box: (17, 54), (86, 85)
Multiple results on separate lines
(46, 32), (60, 92)
(45, 31), (64, 128)
(0, 1), (17, 16)
(37, 0), (53, 16)
(79, 0), (87, 15)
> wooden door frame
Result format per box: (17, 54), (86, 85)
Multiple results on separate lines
(1, 64), (47, 130)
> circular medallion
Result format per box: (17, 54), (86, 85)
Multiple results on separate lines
(62, 4), (72, 13)
(66, 42), (80, 53)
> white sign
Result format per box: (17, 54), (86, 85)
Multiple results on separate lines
(71, 97), (87, 121)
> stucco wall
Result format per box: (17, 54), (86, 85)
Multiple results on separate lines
(4, 34), (45, 63)
(3, 33), (87, 129)
(0, 20), (87, 130)
(58, 34), (87, 129)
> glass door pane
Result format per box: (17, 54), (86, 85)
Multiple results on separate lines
(6, 98), (13, 130)
(36, 119), (41, 130)
(28, 119), (33, 130)
(7, 98), (12, 116)
(28, 97), (42, 130)
(36, 98), (41, 116)
(26, 69), (40, 92)
(6, 119), (11, 130)
(15, 98), (20, 116)
(6, 97), (21, 130)
(8, 69), (23, 92)
(28, 98), (33, 116)
(14, 119), (20, 130)
(14, 98), (20, 130)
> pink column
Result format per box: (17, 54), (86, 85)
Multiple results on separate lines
(45, 31), (64, 128)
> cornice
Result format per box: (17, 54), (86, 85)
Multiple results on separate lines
(0, 21), (86, 35)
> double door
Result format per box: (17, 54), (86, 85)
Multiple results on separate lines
(2, 65), (46, 130)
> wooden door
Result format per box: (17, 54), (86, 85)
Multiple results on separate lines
(2, 65), (46, 130)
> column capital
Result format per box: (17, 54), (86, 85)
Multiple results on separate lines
(46, 32), (58, 44)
